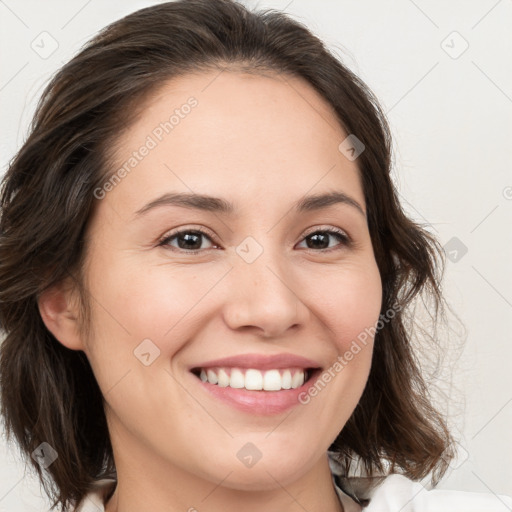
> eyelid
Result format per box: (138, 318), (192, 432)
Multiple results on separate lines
(301, 225), (349, 239)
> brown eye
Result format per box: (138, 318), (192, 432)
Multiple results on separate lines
(159, 229), (216, 252)
(297, 229), (350, 252)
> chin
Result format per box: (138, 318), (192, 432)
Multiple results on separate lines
(199, 451), (312, 491)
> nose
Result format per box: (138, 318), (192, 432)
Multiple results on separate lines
(222, 247), (310, 338)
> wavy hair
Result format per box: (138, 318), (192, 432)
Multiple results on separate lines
(0, 0), (458, 510)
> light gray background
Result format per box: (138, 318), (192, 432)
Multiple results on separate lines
(1, 0), (511, 510)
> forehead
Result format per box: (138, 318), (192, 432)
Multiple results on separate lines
(102, 70), (365, 218)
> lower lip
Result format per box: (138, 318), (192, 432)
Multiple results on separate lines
(191, 369), (321, 415)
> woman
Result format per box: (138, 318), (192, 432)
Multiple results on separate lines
(0, 1), (510, 511)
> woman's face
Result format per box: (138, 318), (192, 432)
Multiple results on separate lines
(70, 71), (382, 490)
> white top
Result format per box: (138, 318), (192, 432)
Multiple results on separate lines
(74, 452), (512, 511)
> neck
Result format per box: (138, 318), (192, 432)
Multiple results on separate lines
(104, 453), (344, 512)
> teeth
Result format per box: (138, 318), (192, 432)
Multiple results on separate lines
(291, 371), (305, 388)
(218, 368), (230, 387)
(196, 367), (308, 391)
(263, 369), (281, 391)
(245, 369), (263, 390)
(206, 369), (218, 384)
(281, 369), (292, 389)
(229, 368), (245, 388)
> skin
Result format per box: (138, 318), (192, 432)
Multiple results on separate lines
(39, 70), (382, 512)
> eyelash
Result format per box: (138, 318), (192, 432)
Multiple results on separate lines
(157, 226), (352, 254)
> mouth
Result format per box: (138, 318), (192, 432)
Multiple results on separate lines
(187, 353), (323, 415)
(190, 366), (321, 392)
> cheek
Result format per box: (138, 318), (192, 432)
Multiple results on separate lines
(297, 259), (381, 402)
(87, 253), (219, 335)
(301, 258), (383, 349)
(298, 262), (381, 420)
(83, 257), (230, 378)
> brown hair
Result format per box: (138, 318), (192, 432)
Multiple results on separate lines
(0, 0), (457, 510)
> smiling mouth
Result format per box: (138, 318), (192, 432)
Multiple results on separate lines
(190, 366), (320, 391)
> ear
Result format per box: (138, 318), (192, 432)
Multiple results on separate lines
(38, 276), (85, 351)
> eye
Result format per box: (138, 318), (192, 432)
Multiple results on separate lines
(158, 226), (351, 254)
(158, 227), (217, 253)
(296, 228), (351, 252)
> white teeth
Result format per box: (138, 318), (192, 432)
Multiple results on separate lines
(245, 369), (263, 390)
(229, 368), (245, 388)
(206, 369), (218, 384)
(196, 367), (309, 391)
(281, 369), (292, 389)
(263, 369), (281, 391)
(291, 371), (305, 388)
(217, 368), (230, 387)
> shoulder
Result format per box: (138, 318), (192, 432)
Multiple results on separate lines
(73, 478), (116, 512)
(328, 451), (512, 511)
(359, 474), (512, 511)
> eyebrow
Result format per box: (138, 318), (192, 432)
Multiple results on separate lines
(134, 190), (366, 218)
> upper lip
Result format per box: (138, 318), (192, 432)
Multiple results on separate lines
(190, 353), (322, 371)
